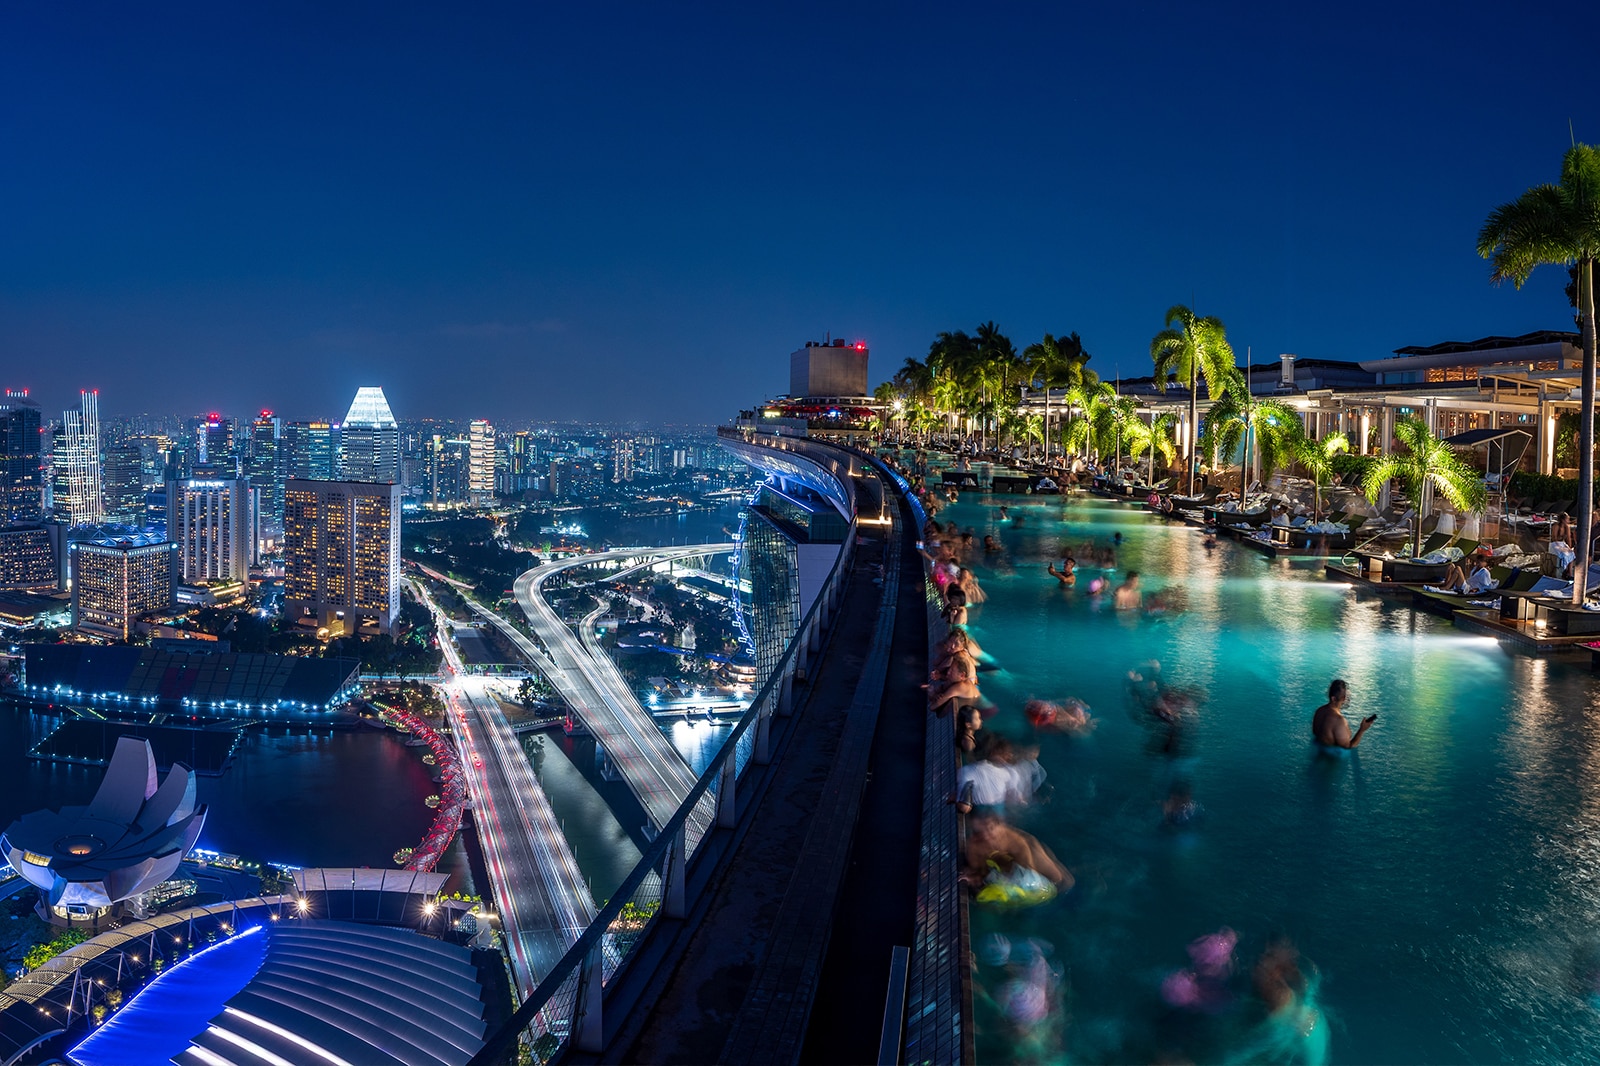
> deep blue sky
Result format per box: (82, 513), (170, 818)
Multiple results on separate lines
(2, 2), (1594, 423)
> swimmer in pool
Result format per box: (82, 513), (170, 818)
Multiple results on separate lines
(1046, 559), (1076, 586)
(1311, 678), (1376, 749)
(1113, 571), (1142, 610)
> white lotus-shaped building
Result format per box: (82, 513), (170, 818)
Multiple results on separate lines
(2, 737), (206, 909)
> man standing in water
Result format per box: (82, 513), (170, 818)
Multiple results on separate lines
(1312, 679), (1377, 749)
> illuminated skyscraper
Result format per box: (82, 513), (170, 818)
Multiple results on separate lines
(0, 525), (58, 590)
(467, 420), (495, 504)
(199, 413), (234, 472)
(168, 476), (253, 582)
(284, 421), (338, 480)
(0, 389), (43, 524)
(283, 479), (401, 635)
(70, 535), (176, 639)
(612, 437), (635, 483)
(101, 444), (145, 524)
(247, 412), (283, 526)
(57, 391), (104, 525)
(339, 387), (399, 484)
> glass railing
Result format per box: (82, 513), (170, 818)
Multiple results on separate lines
(468, 432), (860, 1064)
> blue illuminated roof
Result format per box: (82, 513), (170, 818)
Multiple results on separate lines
(70, 924), (269, 1066)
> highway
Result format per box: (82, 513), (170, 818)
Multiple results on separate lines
(408, 578), (595, 999)
(511, 546), (735, 850)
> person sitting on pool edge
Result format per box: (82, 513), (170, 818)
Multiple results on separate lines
(1311, 679), (1376, 749)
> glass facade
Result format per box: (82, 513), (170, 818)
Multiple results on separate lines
(0, 390), (43, 524)
(737, 508), (801, 689)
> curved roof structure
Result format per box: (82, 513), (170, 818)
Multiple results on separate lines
(1, 737), (205, 908)
(68, 920), (487, 1066)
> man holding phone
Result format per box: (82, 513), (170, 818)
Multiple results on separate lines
(1312, 679), (1377, 749)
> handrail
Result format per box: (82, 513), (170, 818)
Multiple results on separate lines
(468, 433), (861, 1065)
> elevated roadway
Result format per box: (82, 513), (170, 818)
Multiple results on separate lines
(408, 578), (595, 999)
(512, 546), (735, 849)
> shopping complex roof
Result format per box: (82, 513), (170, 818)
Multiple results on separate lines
(21, 644), (360, 712)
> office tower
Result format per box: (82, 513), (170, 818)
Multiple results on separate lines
(101, 444), (145, 524)
(55, 391), (104, 525)
(284, 421), (338, 480)
(168, 476), (253, 583)
(612, 437), (634, 483)
(427, 435), (469, 506)
(199, 414), (235, 472)
(339, 387), (399, 483)
(70, 535), (177, 639)
(548, 458), (569, 499)
(247, 412), (283, 527)
(467, 420), (495, 504)
(0, 524), (59, 590)
(283, 479), (401, 635)
(0, 389), (43, 524)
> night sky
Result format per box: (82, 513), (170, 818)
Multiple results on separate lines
(2, 3), (1594, 424)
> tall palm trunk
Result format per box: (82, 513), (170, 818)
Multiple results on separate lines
(1188, 362), (1199, 495)
(1576, 254), (1597, 604)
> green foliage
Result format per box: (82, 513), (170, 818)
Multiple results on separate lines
(1363, 418), (1489, 555)
(23, 929), (88, 972)
(1330, 452), (1377, 484)
(1200, 375), (1305, 482)
(1508, 470), (1583, 503)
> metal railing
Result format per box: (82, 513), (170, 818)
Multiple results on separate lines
(468, 432), (860, 1064)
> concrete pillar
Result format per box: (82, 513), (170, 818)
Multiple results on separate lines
(754, 698), (773, 765)
(778, 667), (795, 716)
(574, 945), (605, 1052)
(717, 755), (738, 828)
(662, 825), (687, 919)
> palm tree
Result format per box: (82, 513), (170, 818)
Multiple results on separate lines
(1201, 376), (1304, 493)
(1129, 411), (1179, 485)
(1361, 418), (1488, 558)
(1022, 332), (1094, 463)
(1063, 382), (1117, 461)
(1151, 306), (1237, 494)
(1478, 143), (1600, 603)
(1290, 431), (1350, 518)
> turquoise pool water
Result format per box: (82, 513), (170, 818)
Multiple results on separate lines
(950, 495), (1600, 1064)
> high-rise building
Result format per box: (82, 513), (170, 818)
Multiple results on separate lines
(548, 457), (570, 500)
(101, 444), (145, 524)
(247, 412), (283, 527)
(199, 414), (235, 472)
(283, 479), (401, 635)
(284, 421), (338, 480)
(428, 436), (469, 506)
(612, 437), (635, 483)
(70, 535), (176, 640)
(0, 525), (59, 590)
(467, 420), (496, 504)
(339, 387), (399, 484)
(168, 476), (253, 583)
(56, 391), (104, 525)
(1, 389), (43, 525)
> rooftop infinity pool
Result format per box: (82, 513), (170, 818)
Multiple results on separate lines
(948, 495), (1600, 1064)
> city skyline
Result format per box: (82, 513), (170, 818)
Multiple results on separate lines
(4, 4), (1595, 422)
